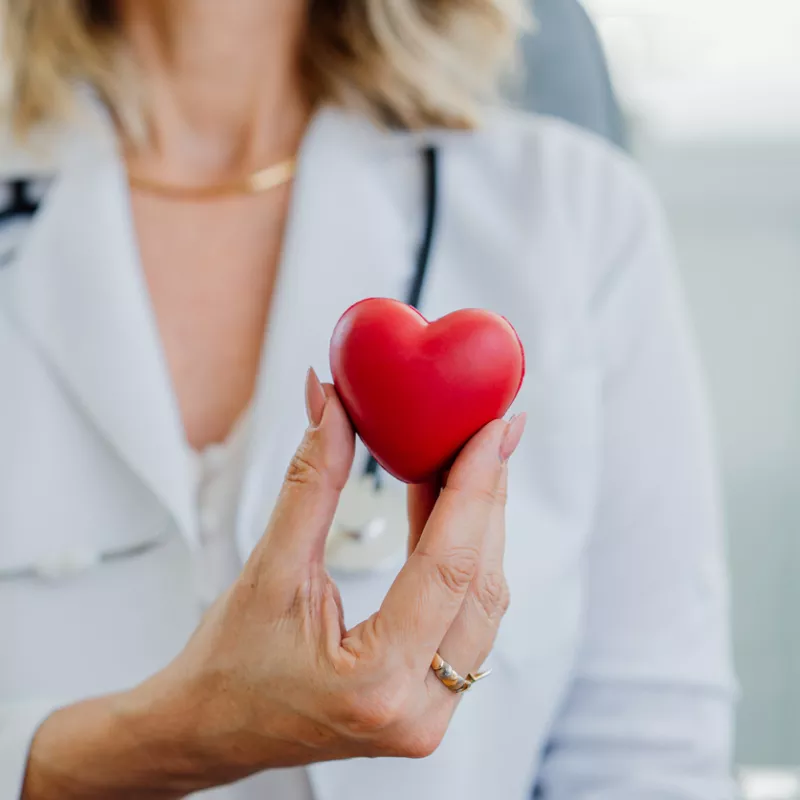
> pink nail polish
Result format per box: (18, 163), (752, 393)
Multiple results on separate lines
(499, 413), (527, 463)
(305, 367), (327, 427)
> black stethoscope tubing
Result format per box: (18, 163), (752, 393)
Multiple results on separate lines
(362, 146), (439, 482)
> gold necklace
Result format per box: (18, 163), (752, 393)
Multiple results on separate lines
(128, 156), (297, 201)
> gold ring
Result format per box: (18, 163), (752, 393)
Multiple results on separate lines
(430, 652), (492, 694)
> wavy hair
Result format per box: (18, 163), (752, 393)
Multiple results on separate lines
(2, 0), (527, 139)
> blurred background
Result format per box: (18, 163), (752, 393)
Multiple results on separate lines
(520, 0), (800, 787)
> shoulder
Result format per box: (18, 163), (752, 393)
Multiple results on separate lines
(461, 106), (661, 238)
(471, 106), (640, 184)
(443, 108), (670, 296)
(434, 108), (676, 370)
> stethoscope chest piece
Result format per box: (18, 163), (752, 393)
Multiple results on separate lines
(325, 475), (408, 575)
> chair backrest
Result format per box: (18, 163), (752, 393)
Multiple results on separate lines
(515, 0), (627, 149)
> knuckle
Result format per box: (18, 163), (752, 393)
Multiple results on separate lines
(284, 442), (325, 488)
(431, 547), (481, 594)
(393, 724), (445, 760)
(474, 572), (511, 621)
(337, 681), (411, 736)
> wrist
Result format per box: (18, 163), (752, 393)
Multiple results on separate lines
(123, 666), (255, 791)
(23, 679), (224, 800)
(24, 691), (185, 800)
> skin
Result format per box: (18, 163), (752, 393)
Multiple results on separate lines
(122, 0), (311, 450)
(21, 1), (527, 796)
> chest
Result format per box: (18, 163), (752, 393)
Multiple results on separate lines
(130, 189), (292, 448)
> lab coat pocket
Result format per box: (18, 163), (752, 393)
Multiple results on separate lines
(493, 368), (601, 674)
(0, 451), (173, 584)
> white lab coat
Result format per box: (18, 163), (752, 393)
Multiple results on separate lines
(0, 93), (736, 799)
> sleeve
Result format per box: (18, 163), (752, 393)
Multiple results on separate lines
(1, 701), (59, 798)
(534, 161), (738, 799)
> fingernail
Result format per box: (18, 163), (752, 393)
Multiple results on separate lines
(305, 367), (327, 427)
(499, 413), (527, 463)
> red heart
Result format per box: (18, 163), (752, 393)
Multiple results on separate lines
(330, 298), (525, 483)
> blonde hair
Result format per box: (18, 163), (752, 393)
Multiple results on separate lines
(2, 0), (527, 139)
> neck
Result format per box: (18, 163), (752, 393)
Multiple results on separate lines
(120, 0), (310, 180)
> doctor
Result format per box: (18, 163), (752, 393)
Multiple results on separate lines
(0, 0), (735, 798)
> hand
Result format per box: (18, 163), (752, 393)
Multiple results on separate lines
(23, 369), (525, 798)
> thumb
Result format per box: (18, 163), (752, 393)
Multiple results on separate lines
(251, 368), (355, 571)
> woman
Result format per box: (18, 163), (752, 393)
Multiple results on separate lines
(0, 1), (735, 798)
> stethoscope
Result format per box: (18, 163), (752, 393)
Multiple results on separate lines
(0, 148), (439, 583)
(325, 146), (439, 575)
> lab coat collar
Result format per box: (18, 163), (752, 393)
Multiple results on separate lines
(0, 94), (198, 540)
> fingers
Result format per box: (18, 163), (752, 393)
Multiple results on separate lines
(431, 414), (525, 685)
(378, 418), (510, 668)
(249, 368), (355, 571)
(477, 461), (509, 579)
(406, 478), (440, 557)
(430, 466), (509, 691)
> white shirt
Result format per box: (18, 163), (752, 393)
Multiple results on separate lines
(0, 95), (736, 799)
(191, 411), (251, 611)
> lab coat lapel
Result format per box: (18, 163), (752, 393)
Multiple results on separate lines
(0, 103), (196, 541)
(237, 108), (426, 556)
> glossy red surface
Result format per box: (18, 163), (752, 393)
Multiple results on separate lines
(330, 298), (525, 483)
